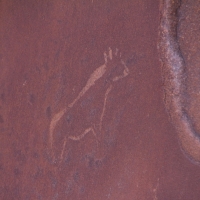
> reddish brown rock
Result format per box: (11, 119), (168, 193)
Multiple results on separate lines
(0, 0), (200, 200)
(177, 0), (200, 162)
(160, 0), (200, 164)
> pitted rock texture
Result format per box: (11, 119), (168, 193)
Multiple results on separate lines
(160, 0), (200, 164)
(1, 0), (200, 200)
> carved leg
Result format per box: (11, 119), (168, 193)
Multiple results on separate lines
(99, 85), (113, 131)
(60, 137), (68, 162)
(68, 126), (98, 142)
(113, 60), (129, 82)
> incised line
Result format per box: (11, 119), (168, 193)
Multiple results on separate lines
(49, 47), (130, 162)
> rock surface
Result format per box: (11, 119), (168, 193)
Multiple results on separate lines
(0, 0), (200, 199)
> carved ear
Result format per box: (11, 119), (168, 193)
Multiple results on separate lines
(104, 47), (113, 64)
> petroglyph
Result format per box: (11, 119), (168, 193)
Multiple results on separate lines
(49, 48), (130, 162)
(99, 85), (113, 131)
(68, 127), (97, 141)
(113, 60), (129, 82)
(49, 107), (68, 148)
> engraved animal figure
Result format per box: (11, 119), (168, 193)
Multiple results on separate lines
(49, 48), (129, 162)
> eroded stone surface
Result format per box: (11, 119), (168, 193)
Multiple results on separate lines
(1, 0), (200, 200)
(178, 0), (200, 153)
(160, 0), (200, 164)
